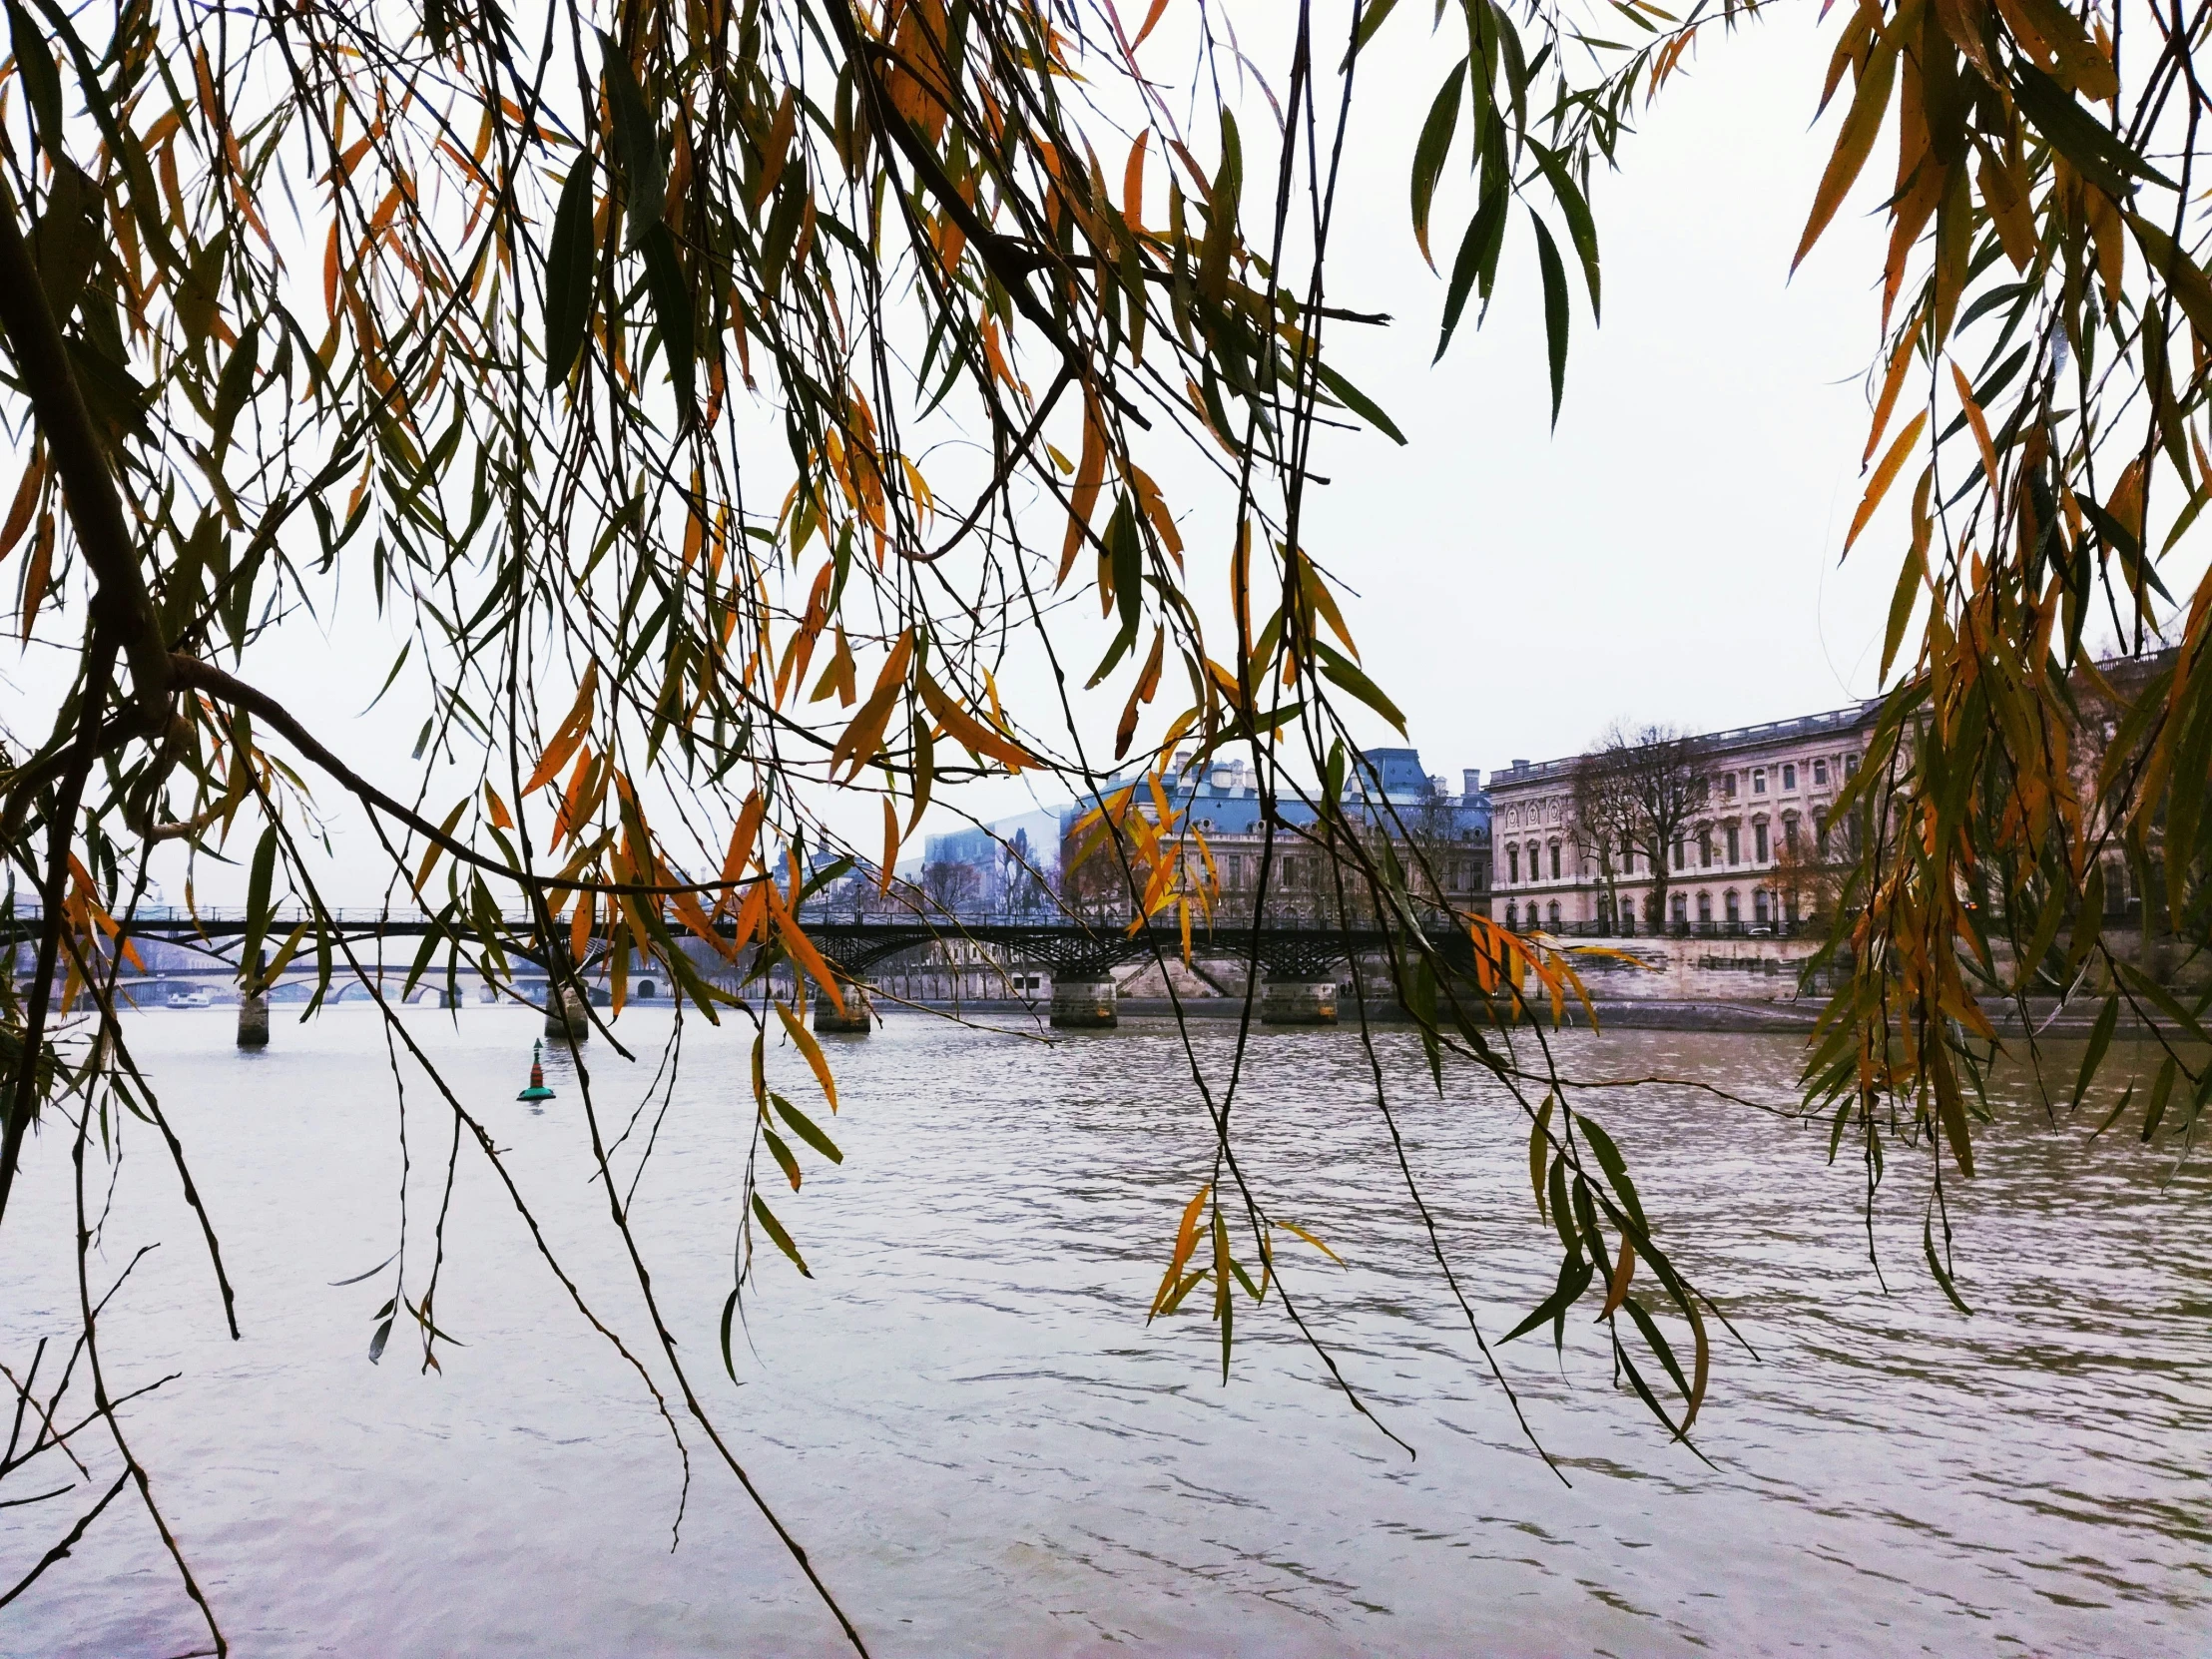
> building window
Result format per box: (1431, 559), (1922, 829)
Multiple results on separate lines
(1507, 846), (1519, 883)
(1754, 823), (1769, 861)
(1725, 890), (1741, 923)
(1753, 768), (1767, 794)
(1505, 901), (1518, 927)
(1784, 817), (1799, 853)
(1527, 840), (1540, 878)
(1671, 893), (1688, 925)
(1620, 898), (1635, 933)
(1697, 892), (1713, 923)
(1813, 760), (1828, 786)
(1672, 838), (1686, 870)
(1699, 830), (1714, 868)
(1844, 754), (1859, 777)
(1782, 763), (1797, 790)
(1549, 843), (1562, 879)
(1754, 888), (1771, 924)
(1547, 900), (1561, 927)
(1722, 773), (1738, 800)
(1816, 814), (1830, 858)
(1725, 827), (1739, 864)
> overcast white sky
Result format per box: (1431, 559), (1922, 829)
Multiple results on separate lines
(13, 5), (1990, 904)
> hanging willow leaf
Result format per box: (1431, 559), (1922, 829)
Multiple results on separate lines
(544, 155), (601, 388)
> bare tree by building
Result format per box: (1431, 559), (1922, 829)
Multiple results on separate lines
(1595, 723), (1709, 934)
(1569, 750), (1638, 931)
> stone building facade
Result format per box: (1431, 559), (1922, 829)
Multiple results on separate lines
(1488, 701), (1878, 936)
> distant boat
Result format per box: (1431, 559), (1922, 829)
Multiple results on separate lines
(165, 988), (212, 1008)
(517, 1040), (555, 1102)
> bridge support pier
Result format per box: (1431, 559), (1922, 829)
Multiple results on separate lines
(238, 951), (270, 1047)
(544, 983), (590, 1040)
(813, 982), (875, 1033)
(1050, 977), (1118, 1028)
(1260, 977), (1339, 1025)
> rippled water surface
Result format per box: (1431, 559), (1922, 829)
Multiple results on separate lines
(2, 1007), (2207, 1656)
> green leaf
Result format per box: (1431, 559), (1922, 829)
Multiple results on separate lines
(1530, 210), (1569, 426)
(1435, 186), (1506, 359)
(1528, 1094), (1555, 1220)
(1339, 0), (1402, 70)
(242, 825), (277, 980)
(1530, 143), (1600, 320)
(1312, 640), (1406, 735)
(763, 1123), (804, 1190)
(1409, 58), (1468, 268)
(1573, 1112), (1647, 1236)
(6, 0), (64, 164)
(1923, 1210), (1973, 1315)
(1500, 1251), (1592, 1344)
(751, 1193), (812, 1277)
(599, 31), (666, 247)
(639, 222), (697, 421)
(771, 1092), (843, 1164)
(2140, 1056), (2179, 1143)
(2069, 995), (2120, 1112)
(2011, 63), (2173, 197)
(544, 154), (601, 388)
(720, 1287), (742, 1380)
(1312, 360), (1406, 446)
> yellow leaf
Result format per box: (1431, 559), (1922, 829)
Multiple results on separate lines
(1793, 23), (1902, 273)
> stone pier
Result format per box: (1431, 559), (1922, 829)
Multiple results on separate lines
(813, 981), (875, 1033)
(238, 951), (270, 1047)
(544, 982), (591, 1040)
(1260, 977), (1340, 1025)
(1050, 977), (1119, 1028)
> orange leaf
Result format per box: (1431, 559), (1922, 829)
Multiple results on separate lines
(1845, 409), (1928, 553)
(776, 999), (841, 1109)
(1948, 359), (2000, 493)
(0, 449), (41, 564)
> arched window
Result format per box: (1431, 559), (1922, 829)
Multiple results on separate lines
(1672, 892), (1689, 925)
(1505, 901), (1518, 927)
(1697, 892), (1713, 924)
(1620, 898), (1636, 935)
(1546, 900), (1561, 927)
(1754, 888), (1771, 924)
(1725, 890), (1741, 923)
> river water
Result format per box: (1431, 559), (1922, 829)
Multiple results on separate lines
(1, 1007), (2206, 1656)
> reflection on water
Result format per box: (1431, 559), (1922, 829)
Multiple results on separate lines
(2, 1009), (2207, 1656)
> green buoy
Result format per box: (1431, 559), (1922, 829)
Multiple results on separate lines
(517, 1039), (555, 1101)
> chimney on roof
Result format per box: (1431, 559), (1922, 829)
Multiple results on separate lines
(1512, 759), (1529, 771)
(1462, 768), (1481, 795)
